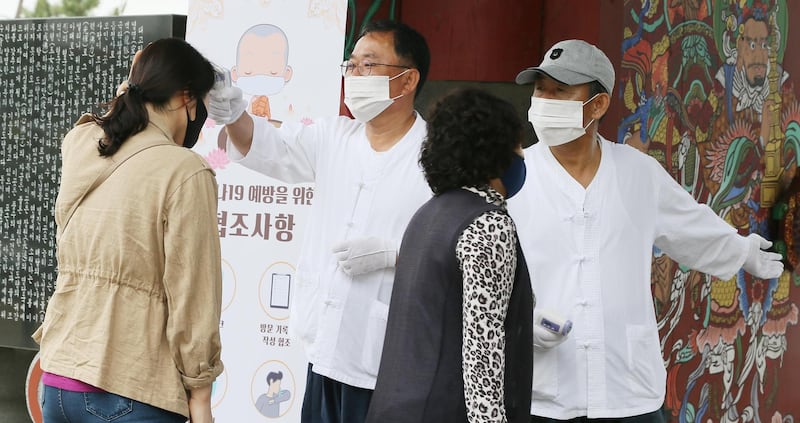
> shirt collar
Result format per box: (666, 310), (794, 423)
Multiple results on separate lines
(462, 185), (506, 208)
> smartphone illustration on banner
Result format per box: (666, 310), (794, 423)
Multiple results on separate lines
(270, 273), (291, 309)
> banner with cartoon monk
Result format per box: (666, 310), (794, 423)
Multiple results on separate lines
(186, 0), (347, 420)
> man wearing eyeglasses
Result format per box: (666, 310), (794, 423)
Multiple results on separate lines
(208, 19), (431, 423)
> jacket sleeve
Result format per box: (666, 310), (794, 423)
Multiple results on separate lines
(162, 164), (224, 390)
(456, 209), (516, 423)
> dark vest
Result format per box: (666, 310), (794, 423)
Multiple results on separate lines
(366, 189), (533, 423)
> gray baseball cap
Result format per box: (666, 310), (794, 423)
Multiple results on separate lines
(516, 39), (615, 94)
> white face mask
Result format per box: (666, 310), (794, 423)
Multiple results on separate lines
(236, 74), (286, 96)
(343, 69), (409, 122)
(527, 95), (598, 147)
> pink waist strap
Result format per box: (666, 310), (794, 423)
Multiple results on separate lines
(42, 372), (106, 393)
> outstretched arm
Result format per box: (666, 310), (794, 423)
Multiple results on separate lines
(224, 111), (255, 156)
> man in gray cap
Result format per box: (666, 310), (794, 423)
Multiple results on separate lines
(507, 39), (783, 422)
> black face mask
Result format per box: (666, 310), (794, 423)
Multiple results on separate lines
(183, 99), (207, 149)
(500, 154), (527, 199)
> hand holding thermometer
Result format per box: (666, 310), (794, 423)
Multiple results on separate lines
(536, 311), (573, 336)
(533, 309), (573, 349)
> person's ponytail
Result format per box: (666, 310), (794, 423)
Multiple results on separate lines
(89, 38), (215, 157)
(92, 83), (149, 156)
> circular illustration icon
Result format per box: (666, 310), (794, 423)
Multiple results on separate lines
(251, 360), (296, 419)
(221, 258), (237, 312)
(26, 353), (43, 423)
(258, 261), (296, 320)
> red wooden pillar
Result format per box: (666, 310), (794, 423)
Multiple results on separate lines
(399, 0), (623, 138)
(400, 0), (543, 82)
(342, 0), (624, 138)
(537, 0), (624, 141)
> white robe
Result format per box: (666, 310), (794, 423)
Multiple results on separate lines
(229, 114), (431, 389)
(509, 135), (749, 419)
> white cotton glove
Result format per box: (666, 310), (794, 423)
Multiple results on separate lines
(208, 86), (247, 125)
(742, 233), (784, 279)
(533, 309), (572, 350)
(332, 237), (397, 276)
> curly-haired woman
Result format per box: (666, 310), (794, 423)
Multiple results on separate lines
(366, 88), (533, 423)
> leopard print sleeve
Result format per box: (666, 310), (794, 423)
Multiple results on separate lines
(456, 208), (517, 423)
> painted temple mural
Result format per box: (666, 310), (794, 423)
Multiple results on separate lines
(619, 0), (799, 421)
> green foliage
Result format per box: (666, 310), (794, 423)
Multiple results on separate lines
(20, 0), (101, 17)
(343, 0), (397, 60)
(108, 0), (127, 16)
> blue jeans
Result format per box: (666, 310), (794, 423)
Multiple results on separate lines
(42, 385), (186, 423)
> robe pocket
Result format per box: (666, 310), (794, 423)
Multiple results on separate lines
(361, 300), (389, 377)
(625, 324), (663, 398)
(531, 348), (559, 400)
(293, 271), (320, 345)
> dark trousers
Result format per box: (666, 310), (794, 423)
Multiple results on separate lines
(531, 407), (666, 423)
(301, 364), (373, 423)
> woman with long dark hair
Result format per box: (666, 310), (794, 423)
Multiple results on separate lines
(34, 38), (223, 423)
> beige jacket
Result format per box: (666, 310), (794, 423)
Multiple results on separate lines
(33, 116), (223, 417)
